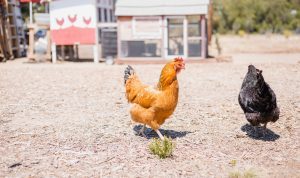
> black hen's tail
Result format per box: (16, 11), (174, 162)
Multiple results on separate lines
(124, 65), (135, 85)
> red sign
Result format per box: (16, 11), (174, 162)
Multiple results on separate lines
(49, 0), (97, 45)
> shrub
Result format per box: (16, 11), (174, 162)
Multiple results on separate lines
(149, 137), (175, 159)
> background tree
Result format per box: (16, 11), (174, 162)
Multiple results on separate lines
(212, 0), (300, 34)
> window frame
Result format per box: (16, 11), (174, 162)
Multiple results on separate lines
(186, 15), (205, 58)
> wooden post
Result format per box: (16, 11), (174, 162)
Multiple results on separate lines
(28, 24), (35, 60)
(163, 17), (168, 59)
(207, 0), (213, 45)
(94, 0), (99, 63)
(161, 16), (165, 60)
(93, 45), (99, 63)
(75, 44), (79, 60)
(183, 16), (188, 59)
(116, 18), (121, 63)
(29, 2), (33, 24)
(201, 16), (207, 59)
(46, 27), (51, 59)
(51, 43), (57, 63)
(61, 45), (65, 60)
(70, 45), (74, 61)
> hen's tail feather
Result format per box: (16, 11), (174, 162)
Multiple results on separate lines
(124, 65), (135, 85)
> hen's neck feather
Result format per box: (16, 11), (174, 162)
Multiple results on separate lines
(157, 63), (178, 90)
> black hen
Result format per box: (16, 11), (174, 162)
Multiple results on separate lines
(238, 65), (280, 135)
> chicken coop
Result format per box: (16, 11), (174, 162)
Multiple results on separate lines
(49, 0), (117, 63)
(115, 0), (211, 63)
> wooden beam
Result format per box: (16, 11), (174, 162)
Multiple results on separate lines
(201, 15), (207, 58)
(27, 24), (35, 59)
(51, 43), (57, 63)
(207, 0), (213, 45)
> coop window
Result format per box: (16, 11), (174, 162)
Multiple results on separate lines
(187, 15), (202, 57)
(132, 17), (162, 39)
(188, 40), (202, 57)
(104, 9), (108, 22)
(110, 9), (114, 22)
(121, 40), (162, 57)
(187, 16), (201, 37)
(98, 8), (102, 22)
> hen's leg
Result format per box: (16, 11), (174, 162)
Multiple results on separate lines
(253, 126), (260, 137)
(246, 113), (261, 137)
(262, 123), (268, 136)
(137, 124), (147, 138)
(130, 105), (154, 138)
(149, 120), (164, 140)
(155, 129), (164, 140)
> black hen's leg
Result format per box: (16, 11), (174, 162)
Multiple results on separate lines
(253, 126), (260, 137)
(245, 112), (261, 137)
(262, 123), (268, 137)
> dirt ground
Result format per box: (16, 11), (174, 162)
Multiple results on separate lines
(1, 36), (300, 177)
(215, 34), (300, 54)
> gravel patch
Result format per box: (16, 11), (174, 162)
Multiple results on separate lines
(0, 55), (299, 177)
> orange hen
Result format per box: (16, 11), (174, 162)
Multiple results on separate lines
(124, 58), (185, 139)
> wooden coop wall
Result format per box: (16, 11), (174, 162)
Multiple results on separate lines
(117, 15), (208, 63)
(117, 16), (164, 61)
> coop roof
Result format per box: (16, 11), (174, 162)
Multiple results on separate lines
(115, 0), (210, 16)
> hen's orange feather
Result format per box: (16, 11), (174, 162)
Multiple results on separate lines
(125, 58), (184, 131)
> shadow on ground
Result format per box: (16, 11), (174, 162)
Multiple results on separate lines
(241, 124), (280, 141)
(133, 125), (191, 139)
(64, 58), (96, 62)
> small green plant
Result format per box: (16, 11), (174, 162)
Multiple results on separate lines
(283, 30), (292, 39)
(229, 171), (241, 178)
(229, 159), (237, 167)
(149, 137), (175, 159)
(238, 30), (246, 37)
(243, 170), (256, 178)
(229, 169), (256, 178)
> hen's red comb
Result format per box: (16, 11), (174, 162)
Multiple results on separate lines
(174, 57), (184, 62)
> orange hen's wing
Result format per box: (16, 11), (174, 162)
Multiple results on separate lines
(125, 75), (160, 109)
